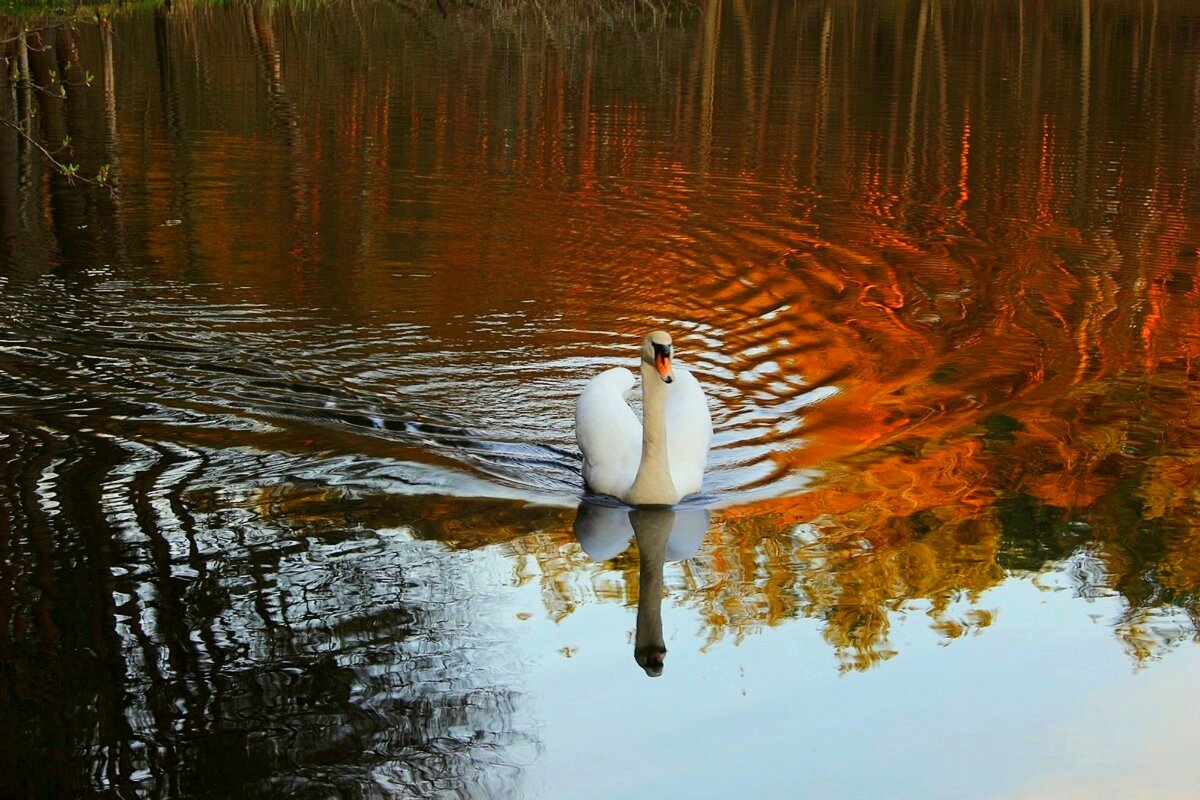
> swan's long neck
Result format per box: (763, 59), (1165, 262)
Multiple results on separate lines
(626, 361), (678, 506)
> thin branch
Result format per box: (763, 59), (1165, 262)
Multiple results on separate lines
(10, 75), (81, 100)
(1, 116), (109, 189)
(2, 29), (52, 49)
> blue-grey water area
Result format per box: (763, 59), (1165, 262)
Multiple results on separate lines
(2, 2), (1199, 797)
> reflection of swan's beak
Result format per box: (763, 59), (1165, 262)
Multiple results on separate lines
(635, 646), (666, 677)
(655, 352), (674, 383)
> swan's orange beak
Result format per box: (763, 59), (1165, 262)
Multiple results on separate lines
(655, 351), (674, 383)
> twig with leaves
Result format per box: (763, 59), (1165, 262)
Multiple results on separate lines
(1, 116), (110, 187)
(3, 23), (112, 191)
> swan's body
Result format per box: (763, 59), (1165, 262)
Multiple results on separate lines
(575, 332), (712, 505)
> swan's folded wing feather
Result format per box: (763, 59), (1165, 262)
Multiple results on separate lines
(575, 368), (642, 497)
(666, 366), (713, 498)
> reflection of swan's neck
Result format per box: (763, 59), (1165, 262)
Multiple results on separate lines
(627, 361), (678, 506)
(633, 509), (671, 677)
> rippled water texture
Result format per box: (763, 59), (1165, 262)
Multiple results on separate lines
(2, 1), (1200, 797)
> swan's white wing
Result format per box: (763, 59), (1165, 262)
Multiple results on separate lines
(666, 365), (713, 498)
(575, 367), (642, 498)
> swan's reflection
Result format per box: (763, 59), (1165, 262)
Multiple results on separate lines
(573, 501), (710, 677)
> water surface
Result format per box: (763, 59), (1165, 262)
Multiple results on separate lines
(2, 2), (1199, 797)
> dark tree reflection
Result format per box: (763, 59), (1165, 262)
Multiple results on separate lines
(0, 424), (534, 798)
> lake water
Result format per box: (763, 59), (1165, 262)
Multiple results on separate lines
(2, 1), (1199, 797)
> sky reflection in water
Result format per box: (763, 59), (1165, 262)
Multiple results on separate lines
(1, 0), (1199, 797)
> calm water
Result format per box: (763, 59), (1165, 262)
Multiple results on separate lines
(2, 1), (1199, 797)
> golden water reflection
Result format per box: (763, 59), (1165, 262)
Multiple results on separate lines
(4, 0), (1195, 657)
(253, 470), (1198, 673)
(3, 0), (1198, 667)
(2, 0), (1200, 795)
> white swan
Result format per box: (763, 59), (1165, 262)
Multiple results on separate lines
(575, 331), (712, 505)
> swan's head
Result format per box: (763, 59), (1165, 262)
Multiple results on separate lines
(641, 330), (674, 384)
